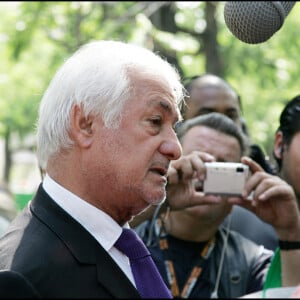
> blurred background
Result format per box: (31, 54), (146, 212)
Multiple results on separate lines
(1, 1), (300, 214)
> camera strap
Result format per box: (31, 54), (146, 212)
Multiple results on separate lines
(156, 218), (215, 298)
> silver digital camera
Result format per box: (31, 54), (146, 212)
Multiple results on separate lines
(203, 162), (250, 196)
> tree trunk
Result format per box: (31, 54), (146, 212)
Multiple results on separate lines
(3, 129), (12, 184)
(203, 2), (224, 76)
(150, 3), (184, 77)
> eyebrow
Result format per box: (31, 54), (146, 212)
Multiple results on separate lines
(159, 100), (180, 123)
(159, 100), (171, 112)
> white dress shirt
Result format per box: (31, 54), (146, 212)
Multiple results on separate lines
(42, 173), (135, 286)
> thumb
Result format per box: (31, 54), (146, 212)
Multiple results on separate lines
(241, 156), (264, 173)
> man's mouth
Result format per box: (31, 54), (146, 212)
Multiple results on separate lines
(151, 166), (168, 177)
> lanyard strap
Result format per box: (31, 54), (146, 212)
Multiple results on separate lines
(157, 220), (215, 298)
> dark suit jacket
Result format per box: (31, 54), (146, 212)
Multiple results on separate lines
(0, 270), (40, 298)
(0, 184), (141, 298)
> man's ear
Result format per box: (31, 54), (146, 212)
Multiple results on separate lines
(274, 131), (284, 159)
(70, 104), (94, 148)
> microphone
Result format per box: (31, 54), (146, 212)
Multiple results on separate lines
(224, 2), (296, 44)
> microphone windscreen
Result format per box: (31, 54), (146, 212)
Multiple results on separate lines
(224, 2), (296, 44)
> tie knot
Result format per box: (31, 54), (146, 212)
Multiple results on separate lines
(115, 228), (150, 260)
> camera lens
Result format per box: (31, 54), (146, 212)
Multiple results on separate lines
(236, 167), (244, 173)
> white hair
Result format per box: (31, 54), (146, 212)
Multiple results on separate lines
(36, 40), (184, 170)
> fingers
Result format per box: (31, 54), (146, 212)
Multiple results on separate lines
(168, 151), (215, 184)
(189, 192), (224, 206)
(241, 156), (279, 200)
(243, 171), (273, 200)
(167, 186), (224, 210)
(261, 182), (293, 198)
(241, 156), (264, 173)
(243, 170), (290, 203)
(166, 151), (220, 210)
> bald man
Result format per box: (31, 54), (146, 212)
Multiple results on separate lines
(180, 74), (278, 251)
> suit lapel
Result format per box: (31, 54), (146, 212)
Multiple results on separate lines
(95, 252), (140, 298)
(30, 184), (140, 298)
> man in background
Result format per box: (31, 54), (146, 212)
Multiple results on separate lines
(182, 74), (278, 250)
(263, 95), (300, 290)
(135, 112), (300, 297)
(273, 95), (300, 203)
(183, 74), (275, 174)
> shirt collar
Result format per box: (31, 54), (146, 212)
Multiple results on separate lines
(42, 173), (129, 251)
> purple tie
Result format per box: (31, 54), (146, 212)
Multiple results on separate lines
(114, 228), (172, 299)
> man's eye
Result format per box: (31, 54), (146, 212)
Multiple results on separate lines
(150, 117), (162, 126)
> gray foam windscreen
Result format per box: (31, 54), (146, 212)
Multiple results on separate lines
(224, 2), (296, 44)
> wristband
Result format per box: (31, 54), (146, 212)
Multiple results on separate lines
(279, 240), (300, 250)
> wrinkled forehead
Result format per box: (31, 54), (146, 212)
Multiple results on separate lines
(128, 68), (182, 120)
(182, 126), (242, 161)
(128, 64), (182, 98)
